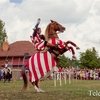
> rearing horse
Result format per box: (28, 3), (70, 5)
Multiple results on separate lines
(45, 20), (79, 59)
(22, 20), (79, 92)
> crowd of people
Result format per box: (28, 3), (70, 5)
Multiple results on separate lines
(1, 61), (100, 81)
(52, 67), (100, 80)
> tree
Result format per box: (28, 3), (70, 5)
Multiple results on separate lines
(57, 54), (80, 68)
(57, 55), (70, 68)
(0, 19), (7, 47)
(79, 47), (100, 68)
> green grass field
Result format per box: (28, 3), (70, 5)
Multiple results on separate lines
(0, 79), (100, 100)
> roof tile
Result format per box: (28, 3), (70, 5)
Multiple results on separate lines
(0, 41), (36, 57)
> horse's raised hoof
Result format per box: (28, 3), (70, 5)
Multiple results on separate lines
(76, 46), (80, 50)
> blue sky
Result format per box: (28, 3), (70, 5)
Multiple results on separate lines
(10, 0), (22, 4)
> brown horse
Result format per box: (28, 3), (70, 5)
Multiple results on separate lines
(45, 20), (79, 59)
(22, 20), (79, 92)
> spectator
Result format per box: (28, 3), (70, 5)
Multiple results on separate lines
(0, 69), (3, 80)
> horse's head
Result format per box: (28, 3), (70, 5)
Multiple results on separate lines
(50, 20), (65, 33)
(45, 20), (65, 41)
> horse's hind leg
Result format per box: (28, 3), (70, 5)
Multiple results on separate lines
(4, 78), (6, 83)
(32, 80), (45, 92)
(4, 75), (7, 83)
(32, 80), (40, 92)
(7, 73), (11, 82)
(36, 80), (45, 92)
(68, 46), (77, 59)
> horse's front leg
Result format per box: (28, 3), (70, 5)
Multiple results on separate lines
(66, 46), (76, 59)
(65, 41), (80, 50)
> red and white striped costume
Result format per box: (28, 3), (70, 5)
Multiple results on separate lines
(31, 34), (45, 51)
(48, 37), (66, 49)
(48, 37), (76, 55)
(26, 51), (56, 82)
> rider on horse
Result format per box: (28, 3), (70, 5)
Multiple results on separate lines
(30, 19), (58, 53)
(30, 18), (47, 51)
(21, 19), (80, 92)
(30, 19), (80, 60)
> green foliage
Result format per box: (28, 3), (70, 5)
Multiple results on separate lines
(58, 47), (100, 69)
(57, 54), (70, 68)
(57, 55), (80, 68)
(80, 47), (100, 68)
(70, 59), (80, 68)
(0, 19), (7, 46)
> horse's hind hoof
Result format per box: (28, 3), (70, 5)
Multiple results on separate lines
(39, 88), (45, 92)
(36, 88), (45, 93)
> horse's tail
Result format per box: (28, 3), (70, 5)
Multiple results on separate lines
(21, 66), (28, 90)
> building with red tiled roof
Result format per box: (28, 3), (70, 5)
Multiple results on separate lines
(0, 40), (36, 67)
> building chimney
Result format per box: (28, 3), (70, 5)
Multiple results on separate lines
(2, 36), (9, 51)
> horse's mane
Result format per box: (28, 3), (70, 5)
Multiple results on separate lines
(45, 22), (58, 41)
